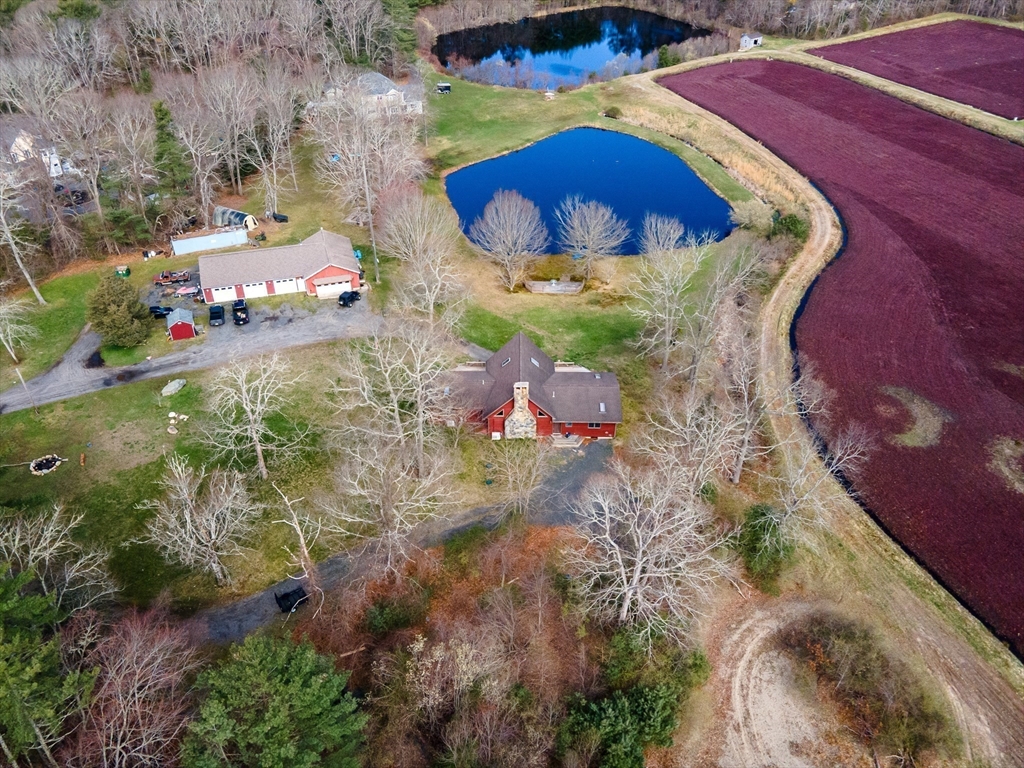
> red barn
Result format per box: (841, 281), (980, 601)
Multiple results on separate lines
(166, 308), (196, 341)
(198, 229), (363, 304)
(450, 332), (621, 440)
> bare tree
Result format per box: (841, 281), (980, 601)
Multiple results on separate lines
(50, 90), (112, 223)
(309, 83), (425, 282)
(554, 195), (629, 281)
(326, 435), (459, 579)
(320, 0), (396, 67)
(0, 160), (46, 304)
(64, 609), (200, 768)
(379, 189), (465, 325)
(109, 94), (156, 218)
(334, 319), (456, 477)
(0, 283), (40, 362)
(272, 484), (325, 618)
(243, 64), (298, 217)
(137, 454), (261, 585)
(564, 460), (731, 648)
(199, 64), (259, 196)
(487, 438), (552, 518)
(468, 190), (549, 291)
(627, 217), (712, 371)
(165, 84), (226, 228)
(0, 503), (116, 613)
(201, 353), (306, 480)
(0, 55), (74, 126)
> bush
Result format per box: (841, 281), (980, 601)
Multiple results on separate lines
(738, 504), (793, 591)
(729, 199), (774, 236)
(442, 524), (490, 573)
(604, 106), (622, 119)
(657, 44), (682, 69)
(558, 684), (679, 768)
(364, 593), (427, 637)
(86, 274), (150, 347)
(771, 213), (810, 242)
(781, 612), (954, 762)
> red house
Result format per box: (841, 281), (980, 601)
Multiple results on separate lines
(450, 332), (622, 440)
(166, 308), (196, 341)
(198, 229), (363, 304)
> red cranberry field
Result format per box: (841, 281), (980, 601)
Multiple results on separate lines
(809, 20), (1024, 119)
(661, 62), (1024, 654)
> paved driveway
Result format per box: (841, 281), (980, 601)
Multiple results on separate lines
(0, 300), (380, 413)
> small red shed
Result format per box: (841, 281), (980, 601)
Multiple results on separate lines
(166, 308), (196, 341)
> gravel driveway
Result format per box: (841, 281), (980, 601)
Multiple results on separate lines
(196, 440), (612, 643)
(0, 299), (380, 413)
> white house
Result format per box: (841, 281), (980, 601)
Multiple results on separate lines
(307, 73), (423, 118)
(740, 33), (764, 50)
(199, 229), (364, 303)
(1, 118), (72, 178)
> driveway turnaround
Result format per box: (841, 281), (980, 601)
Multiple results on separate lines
(0, 301), (380, 413)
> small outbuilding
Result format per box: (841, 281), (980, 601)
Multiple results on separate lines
(740, 33), (764, 50)
(212, 206), (259, 231)
(166, 308), (196, 341)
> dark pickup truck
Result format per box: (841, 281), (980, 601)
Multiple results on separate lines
(153, 270), (190, 285)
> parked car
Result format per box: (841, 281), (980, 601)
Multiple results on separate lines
(175, 285), (199, 298)
(149, 305), (173, 318)
(208, 305), (225, 326)
(337, 290), (361, 308)
(232, 299), (250, 325)
(153, 270), (190, 285)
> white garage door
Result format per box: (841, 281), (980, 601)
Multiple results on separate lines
(210, 286), (237, 303)
(314, 280), (351, 299)
(273, 278), (299, 294)
(243, 281), (269, 299)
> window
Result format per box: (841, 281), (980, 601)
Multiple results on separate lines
(501, 357), (511, 367)
(496, 410), (504, 417)
(443, 386), (450, 396)
(588, 423), (601, 429)
(594, 373), (601, 379)
(565, 422), (573, 427)
(599, 403), (606, 413)
(537, 410), (546, 417)
(531, 357), (539, 367)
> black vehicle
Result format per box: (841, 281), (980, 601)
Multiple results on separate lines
(208, 304), (225, 326)
(274, 586), (308, 613)
(337, 290), (361, 308)
(232, 299), (250, 325)
(149, 305), (173, 318)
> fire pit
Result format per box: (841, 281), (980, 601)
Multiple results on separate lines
(29, 455), (67, 476)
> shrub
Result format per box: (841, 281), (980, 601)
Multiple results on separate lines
(442, 524), (490, 573)
(771, 213), (810, 242)
(657, 44), (682, 69)
(558, 684), (679, 768)
(738, 504), (793, 591)
(604, 106), (623, 119)
(781, 612), (955, 762)
(86, 274), (150, 347)
(729, 199), (774, 236)
(364, 593), (427, 637)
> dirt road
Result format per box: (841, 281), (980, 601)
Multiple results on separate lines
(0, 301), (379, 413)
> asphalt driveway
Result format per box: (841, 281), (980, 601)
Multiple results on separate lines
(0, 299), (380, 413)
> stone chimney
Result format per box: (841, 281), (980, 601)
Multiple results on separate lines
(504, 381), (536, 439)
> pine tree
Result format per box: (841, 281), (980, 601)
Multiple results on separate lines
(86, 275), (150, 347)
(183, 636), (366, 768)
(153, 102), (192, 198)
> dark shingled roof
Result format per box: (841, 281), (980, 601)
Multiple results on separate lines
(449, 332), (622, 424)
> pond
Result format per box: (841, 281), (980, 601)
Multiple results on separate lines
(433, 6), (710, 90)
(445, 127), (733, 255)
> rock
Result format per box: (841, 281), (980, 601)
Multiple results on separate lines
(168, 411), (177, 419)
(167, 426), (179, 435)
(179, 414), (189, 422)
(161, 379), (186, 397)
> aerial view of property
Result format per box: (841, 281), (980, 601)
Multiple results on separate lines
(0, 1), (1021, 766)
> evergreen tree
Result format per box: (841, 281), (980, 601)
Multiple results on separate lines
(183, 636), (366, 768)
(0, 565), (93, 767)
(86, 275), (150, 347)
(153, 102), (192, 198)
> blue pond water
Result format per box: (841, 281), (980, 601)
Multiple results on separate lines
(446, 127), (733, 255)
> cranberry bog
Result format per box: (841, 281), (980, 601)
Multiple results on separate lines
(661, 61), (1024, 654)
(809, 20), (1024, 120)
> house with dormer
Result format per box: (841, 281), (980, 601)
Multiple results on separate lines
(449, 332), (622, 440)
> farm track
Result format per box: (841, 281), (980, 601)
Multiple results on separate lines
(624, 68), (1024, 765)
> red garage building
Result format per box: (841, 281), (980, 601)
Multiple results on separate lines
(166, 308), (196, 341)
(450, 332), (622, 440)
(199, 229), (363, 304)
